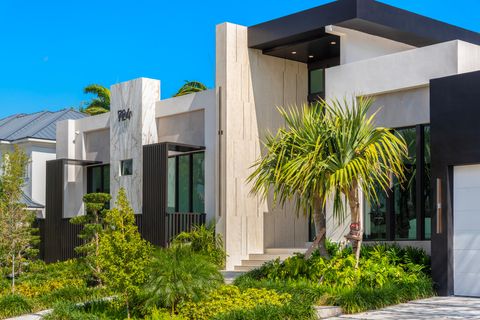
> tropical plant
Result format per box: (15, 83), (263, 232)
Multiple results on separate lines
(320, 97), (407, 265)
(70, 193), (111, 284)
(247, 102), (332, 257)
(0, 146), (38, 293)
(97, 188), (153, 318)
(143, 245), (223, 313)
(172, 223), (226, 268)
(173, 81), (207, 97)
(248, 97), (408, 263)
(81, 84), (110, 115)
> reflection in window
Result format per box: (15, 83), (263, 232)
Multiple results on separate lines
(192, 153), (205, 213)
(87, 164), (110, 194)
(167, 152), (205, 214)
(178, 155), (191, 213)
(167, 158), (176, 213)
(424, 126), (432, 239)
(394, 127), (417, 240)
(364, 185), (388, 240)
(310, 69), (325, 94)
(120, 159), (133, 176)
(362, 125), (431, 241)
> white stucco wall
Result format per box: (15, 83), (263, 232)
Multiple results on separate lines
(324, 40), (480, 242)
(217, 22), (309, 270)
(156, 89), (218, 223)
(57, 113), (110, 218)
(326, 40), (480, 99)
(326, 25), (415, 65)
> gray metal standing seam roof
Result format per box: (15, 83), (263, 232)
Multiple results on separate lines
(0, 109), (87, 142)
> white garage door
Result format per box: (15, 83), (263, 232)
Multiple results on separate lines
(454, 164), (480, 297)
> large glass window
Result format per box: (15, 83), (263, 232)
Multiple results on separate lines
(167, 152), (205, 213)
(167, 158), (176, 213)
(424, 126), (432, 239)
(308, 68), (325, 102)
(192, 153), (205, 213)
(87, 164), (110, 194)
(364, 185), (388, 240)
(178, 155), (191, 212)
(394, 127), (417, 240)
(363, 125), (431, 241)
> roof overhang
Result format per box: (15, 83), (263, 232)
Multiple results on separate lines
(248, 0), (480, 62)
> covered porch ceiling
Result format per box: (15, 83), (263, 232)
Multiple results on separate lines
(248, 0), (480, 64)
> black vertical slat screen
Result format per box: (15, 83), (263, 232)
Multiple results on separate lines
(43, 160), (82, 262)
(143, 143), (169, 246)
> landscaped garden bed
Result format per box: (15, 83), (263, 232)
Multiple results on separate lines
(0, 259), (108, 319)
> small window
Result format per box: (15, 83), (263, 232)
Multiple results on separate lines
(120, 159), (133, 176)
(309, 68), (325, 95)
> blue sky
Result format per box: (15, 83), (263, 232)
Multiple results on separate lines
(0, 0), (478, 118)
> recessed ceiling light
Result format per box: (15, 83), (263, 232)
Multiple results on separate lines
(291, 51), (297, 55)
(308, 55), (314, 58)
(330, 41), (337, 45)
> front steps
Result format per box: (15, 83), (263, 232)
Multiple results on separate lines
(233, 248), (307, 272)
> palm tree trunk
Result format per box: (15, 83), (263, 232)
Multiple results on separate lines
(346, 181), (362, 268)
(305, 195), (327, 259)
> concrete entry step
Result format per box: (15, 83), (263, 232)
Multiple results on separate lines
(232, 248), (307, 273)
(264, 248), (307, 254)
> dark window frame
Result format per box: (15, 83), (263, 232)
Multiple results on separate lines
(364, 124), (431, 241)
(168, 151), (205, 213)
(86, 164), (110, 194)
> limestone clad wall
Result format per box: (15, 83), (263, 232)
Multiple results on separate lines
(216, 23), (309, 269)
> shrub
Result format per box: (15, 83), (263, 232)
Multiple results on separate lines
(43, 301), (99, 320)
(235, 243), (434, 314)
(178, 285), (291, 320)
(172, 223), (226, 268)
(145, 307), (187, 320)
(142, 245), (223, 312)
(323, 275), (434, 313)
(0, 294), (32, 318)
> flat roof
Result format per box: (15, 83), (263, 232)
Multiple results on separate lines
(248, 0), (480, 51)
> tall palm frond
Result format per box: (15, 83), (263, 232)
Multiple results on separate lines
(173, 81), (207, 97)
(82, 84), (110, 115)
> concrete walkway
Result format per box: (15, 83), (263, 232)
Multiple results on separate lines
(5, 309), (51, 320)
(329, 297), (480, 319)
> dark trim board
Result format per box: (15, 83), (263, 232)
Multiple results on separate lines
(430, 70), (480, 295)
(248, 0), (480, 51)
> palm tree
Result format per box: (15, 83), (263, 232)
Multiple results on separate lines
(321, 96), (407, 266)
(173, 81), (207, 97)
(248, 97), (407, 263)
(82, 84), (110, 115)
(248, 103), (332, 257)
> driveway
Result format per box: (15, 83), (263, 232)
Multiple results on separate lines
(329, 297), (480, 319)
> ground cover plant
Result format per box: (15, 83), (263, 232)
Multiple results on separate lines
(234, 243), (434, 315)
(0, 259), (108, 319)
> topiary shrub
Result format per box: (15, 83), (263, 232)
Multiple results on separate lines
(0, 294), (32, 318)
(178, 285), (291, 320)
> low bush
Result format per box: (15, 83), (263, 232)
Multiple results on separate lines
(235, 243), (434, 314)
(323, 275), (434, 313)
(172, 224), (226, 268)
(0, 294), (32, 318)
(142, 246), (223, 312)
(178, 285), (291, 320)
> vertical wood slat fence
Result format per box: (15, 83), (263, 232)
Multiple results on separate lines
(165, 212), (207, 244)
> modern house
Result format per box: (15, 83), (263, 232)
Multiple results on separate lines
(40, 0), (480, 297)
(0, 109), (86, 217)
